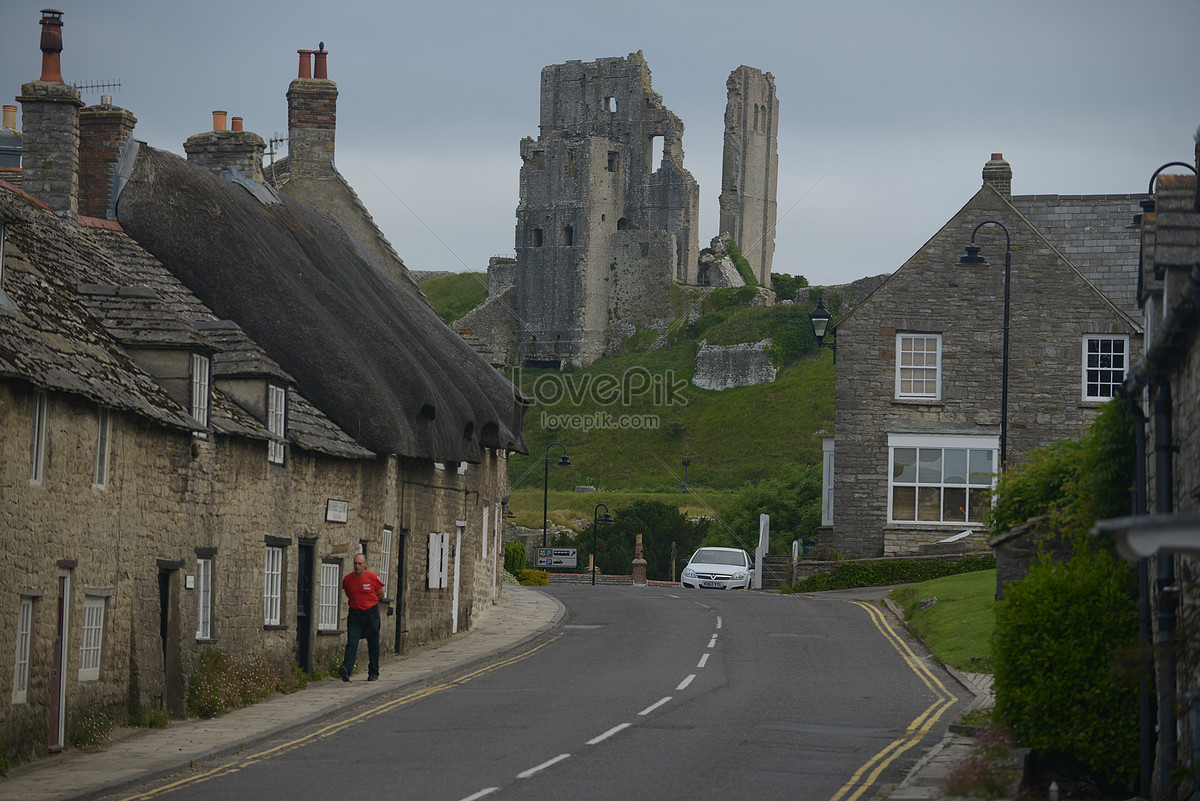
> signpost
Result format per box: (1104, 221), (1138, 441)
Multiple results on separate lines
(536, 548), (577, 568)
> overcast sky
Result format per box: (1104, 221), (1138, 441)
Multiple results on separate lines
(2, 1), (1198, 287)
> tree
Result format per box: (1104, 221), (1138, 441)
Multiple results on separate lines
(713, 463), (822, 554)
(554, 500), (710, 581)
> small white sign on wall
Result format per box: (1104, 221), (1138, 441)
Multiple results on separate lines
(325, 499), (349, 523)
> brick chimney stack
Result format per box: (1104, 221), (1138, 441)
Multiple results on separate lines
(79, 96), (137, 219)
(983, 153), (1012, 198)
(18, 9), (84, 219)
(183, 110), (267, 182)
(286, 43), (337, 177)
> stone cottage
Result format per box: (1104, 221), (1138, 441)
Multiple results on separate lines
(820, 154), (1145, 557)
(0, 10), (525, 766)
(1094, 145), (1200, 799)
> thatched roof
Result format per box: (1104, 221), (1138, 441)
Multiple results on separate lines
(115, 146), (526, 461)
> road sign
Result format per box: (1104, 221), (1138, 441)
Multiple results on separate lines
(536, 547), (577, 567)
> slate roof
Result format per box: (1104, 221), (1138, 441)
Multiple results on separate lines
(1012, 193), (1146, 320)
(116, 145), (527, 461)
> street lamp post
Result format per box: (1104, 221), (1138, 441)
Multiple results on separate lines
(958, 220), (1012, 469)
(808, 296), (835, 359)
(591, 503), (613, 585)
(542, 442), (571, 549)
(681, 454), (692, 492)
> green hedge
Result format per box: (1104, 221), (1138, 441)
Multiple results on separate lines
(793, 555), (996, 592)
(504, 540), (526, 575)
(517, 569), (548, 586)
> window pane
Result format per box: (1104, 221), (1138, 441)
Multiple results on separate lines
(943, 449), (967, 484)
(917, 487), (941, 521)
(892, 486), (916, 520)
(969, 450), (994, 485)
(942, 488), (967, 522)
(918, 449), (942, 483)
(968, 487), (992, 522)
(893, 448), (916, 482)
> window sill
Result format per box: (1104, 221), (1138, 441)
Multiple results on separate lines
(195, 637), (219, 644)
(317, 629), (344, 636)
(263, 624), (289, 631)
(892, 398), (944, 406)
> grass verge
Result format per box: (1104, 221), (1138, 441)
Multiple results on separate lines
(889, 569), (997, 673)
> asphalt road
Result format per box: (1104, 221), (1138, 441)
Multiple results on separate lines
(108, 584), (962, 801)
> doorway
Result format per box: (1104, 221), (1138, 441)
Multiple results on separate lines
(296, 542), (315, 672)
(393, 532), (406, 655)
(157, 562), (184, 717)
(49, 566), (73, 753)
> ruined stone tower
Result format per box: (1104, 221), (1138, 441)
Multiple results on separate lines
(513, 52), (699, 366)
(718, 66), (778, 285)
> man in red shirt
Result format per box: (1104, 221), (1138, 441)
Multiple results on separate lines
(339, 553), (385, 681)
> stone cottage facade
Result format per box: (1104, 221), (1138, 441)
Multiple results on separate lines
(820, 154), (1144, 557)
(0, 11), (525, 767)
(1094, 144), (1200, 798)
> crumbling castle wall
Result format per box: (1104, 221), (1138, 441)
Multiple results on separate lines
(719, 66), (778, 286)
(513, 52), (699, 366)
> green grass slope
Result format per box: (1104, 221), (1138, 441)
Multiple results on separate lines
(419, 272), (489, 324)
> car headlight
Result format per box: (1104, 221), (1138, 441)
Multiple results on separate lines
(682, 567), (697, 579)
(732, 570), (747, 580)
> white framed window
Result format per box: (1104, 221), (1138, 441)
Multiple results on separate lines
(318, 561), (340, 631)
(263, 546), (283, 625)
(267, 384), (286, 465)
(93, 407), (111, 489)
(821, 437), (835, 527)
(79, 596), (105, 681)
(195, 557), (212, 639)
(30, 390), (47, 484)
(191, 353), (211, 431)
(428, 532), (449, 589)
(12, 597), (32, 703)
(378, 527), (393, 595)
(896, 334), (941, 400)
(1082, 335), (1129, 401)
(888, 434), (998, 525)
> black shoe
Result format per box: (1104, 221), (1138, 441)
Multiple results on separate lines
(338, 665), (350, 682)
(367, 674), (379, 682)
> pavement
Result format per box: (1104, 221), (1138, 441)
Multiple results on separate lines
(0, 584), (994, 801)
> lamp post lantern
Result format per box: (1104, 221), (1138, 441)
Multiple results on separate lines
(958, 220), (1012, 470)
(542, 442), (571, 548)
(591, 503), (613, 585)
(809, 296), (835, 359)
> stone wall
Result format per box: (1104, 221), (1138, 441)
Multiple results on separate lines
(692, 339), (776, 390)
(719, 66), (778, 286)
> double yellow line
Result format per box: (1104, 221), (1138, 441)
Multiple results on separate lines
(828, 600), (959, 801)
(118, 635), (562, 801)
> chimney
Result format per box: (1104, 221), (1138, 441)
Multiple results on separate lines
(0, 106), (20, 171)
(183, 110), (266, 182)
(982, 153), (1012, 198)
(79, 97), (137, 219)
(18, 9), (84, 219)
(286, 42), (338, 177)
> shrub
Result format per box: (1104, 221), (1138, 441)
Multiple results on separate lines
(793, 555), (995, 592)
(941, 722), (1022, 798)
(126, 705), (170, 729)
(992, 546), (1138, 787)
(187, 646), (288, 719)
(70, 707), (115, 751)
(517, 569), (548, 586)
(504, 540), (527, 575)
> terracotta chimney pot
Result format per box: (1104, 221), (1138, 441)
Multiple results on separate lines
(38, 9), (65, 83)
(231, 116), (243, 132)
(212, 110), (227, 132)
(314, 44), (328, 80)
(2, 105), (16, 130)
(297, 49), (313, 79)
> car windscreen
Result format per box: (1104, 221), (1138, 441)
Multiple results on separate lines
(691, 549), (745, 566)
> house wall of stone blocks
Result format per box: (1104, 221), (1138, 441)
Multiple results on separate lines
(826, 183), (1142, 557)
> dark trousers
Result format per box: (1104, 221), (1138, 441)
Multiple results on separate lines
(342, 606), (381, 677)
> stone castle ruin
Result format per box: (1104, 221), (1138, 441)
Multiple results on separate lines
(458, 53), (779, 367)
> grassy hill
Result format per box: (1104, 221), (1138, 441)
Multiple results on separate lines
(419, 272), (489, 324)
(423, 277), (837, 531)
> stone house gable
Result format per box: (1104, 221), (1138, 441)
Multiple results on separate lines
(823, 177), (1143, 558)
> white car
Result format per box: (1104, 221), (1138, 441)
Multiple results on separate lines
(681, 547), (753, 590)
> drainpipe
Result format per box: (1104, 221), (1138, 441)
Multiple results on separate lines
(1123, 389), (1154, 800)
(1154, 378), (1178, 792)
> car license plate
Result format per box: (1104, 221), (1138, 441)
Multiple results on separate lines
(701, 580), (722, 588)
